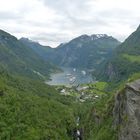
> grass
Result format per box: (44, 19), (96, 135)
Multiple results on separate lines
(127, 72), (140, 82)
(88, 82), (109, 95)
(93, 82), (108, 90)
(123, 54), (140, 63)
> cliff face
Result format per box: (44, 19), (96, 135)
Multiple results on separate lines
(106, 62), (117, 81)
(114, 79), (140, 140)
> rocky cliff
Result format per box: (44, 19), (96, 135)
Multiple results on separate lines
(114, 79), (140, 140)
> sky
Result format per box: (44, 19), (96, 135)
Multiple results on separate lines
(0, 0), (140, 47)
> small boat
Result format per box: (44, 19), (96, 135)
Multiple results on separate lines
(66, 73), (72, 77)
(69, 76), (76, 82)
(81, 70), (86, 75)
(69, 76), (76, 84)
(73, 68), (76, 72)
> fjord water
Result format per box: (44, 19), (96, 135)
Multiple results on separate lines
(46, 67), (93, 86)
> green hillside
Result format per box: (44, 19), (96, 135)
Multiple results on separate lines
(0, 30), (59, 79)
(0, 72), (78, 140)
(95, 25), (140, 82)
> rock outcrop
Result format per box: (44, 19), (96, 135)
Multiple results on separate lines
(114, 79), (140, 140)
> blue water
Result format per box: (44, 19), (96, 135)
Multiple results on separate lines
(46, 67), (93, 86)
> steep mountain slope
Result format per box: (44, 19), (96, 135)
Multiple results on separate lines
(19, 37), (54, 61)
(45, 34), (120, 69)
(0, 30), (59, 79)
(0, 71), (77, 140)
(0, 30), (79, 140)
(95, 25), (140, 82)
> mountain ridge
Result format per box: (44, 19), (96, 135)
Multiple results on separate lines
(22, 33), (120, 70)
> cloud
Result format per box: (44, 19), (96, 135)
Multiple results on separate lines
(0, 0), (140, 47)
(30, 32), (72, 47)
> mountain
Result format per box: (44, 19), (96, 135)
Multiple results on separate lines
(19, 38), (54, 61)
(44, 34), (120, 70)
(0, 30), (59, 79)
(95, 25), (140, 82)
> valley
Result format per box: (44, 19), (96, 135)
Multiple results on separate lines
(0, 24), (140, 140)
(1, 0), (140, 139)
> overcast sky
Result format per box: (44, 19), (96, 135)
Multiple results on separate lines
(0, 0), (140, 47)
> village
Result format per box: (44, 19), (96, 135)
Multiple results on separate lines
(54, 80), (109, 103)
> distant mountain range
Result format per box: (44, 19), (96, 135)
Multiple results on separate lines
(20, 34), (120, 71)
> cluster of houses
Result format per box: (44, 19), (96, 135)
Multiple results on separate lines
(60, 84), (100, 102)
